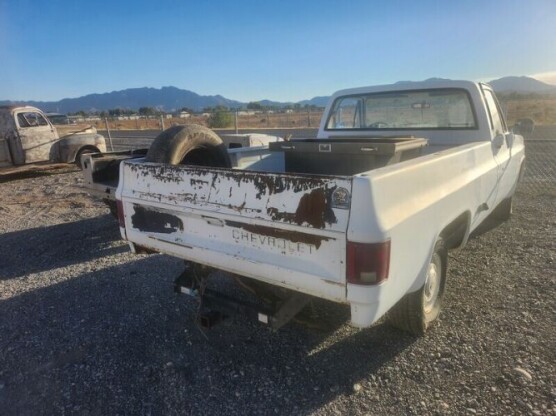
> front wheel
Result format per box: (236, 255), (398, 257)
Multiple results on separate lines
(387, 238), (447, 336)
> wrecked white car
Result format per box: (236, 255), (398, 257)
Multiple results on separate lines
(0, 105), (106, 169)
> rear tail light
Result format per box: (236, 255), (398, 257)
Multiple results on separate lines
(347, 240), (390, 285)
(116, 199), (125, 228)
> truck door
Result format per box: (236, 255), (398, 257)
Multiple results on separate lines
(14, 110), (58, 164)
(481, 87), (514, 206)
(0, 135), (12, 167)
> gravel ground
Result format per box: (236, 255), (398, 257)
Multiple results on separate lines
(0, 151), (555, 415)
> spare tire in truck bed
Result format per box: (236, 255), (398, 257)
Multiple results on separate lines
(146, 124), (231, 167)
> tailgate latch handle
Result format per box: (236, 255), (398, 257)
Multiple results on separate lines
(319, 144), (332, 152)
(360, 146), (378, 152)
(203, 216), (225, 227)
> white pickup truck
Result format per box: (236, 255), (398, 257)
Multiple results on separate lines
(88, 80), (526, 335)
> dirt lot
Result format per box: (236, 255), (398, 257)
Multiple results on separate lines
(0, 142), (555, 415)
(502, 97), (556, 125)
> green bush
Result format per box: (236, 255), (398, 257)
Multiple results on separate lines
(208, 110), (233, 128)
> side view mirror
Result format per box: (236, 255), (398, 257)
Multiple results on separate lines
(493, 134), (505, 148)
(512, 118), (534, 136)
(505, 133), (515, 149)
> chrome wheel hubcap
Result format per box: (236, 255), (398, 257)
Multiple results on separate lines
(423, 259), (440, 314)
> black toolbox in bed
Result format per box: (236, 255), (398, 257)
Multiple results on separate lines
(269, 137), (428, 175)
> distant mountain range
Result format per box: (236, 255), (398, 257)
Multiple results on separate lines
(393, 76), (556, 94)
(488, 76), (556, 93)
(0, 86), (244, 114)
(1, 76), (554, 114)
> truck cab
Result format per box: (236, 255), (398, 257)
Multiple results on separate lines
(0, 105), (106, 168)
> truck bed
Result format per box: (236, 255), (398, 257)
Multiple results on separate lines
(82, 149), (147, 200)
(84, 136), (429, 201)
(116, 136), (432, 302)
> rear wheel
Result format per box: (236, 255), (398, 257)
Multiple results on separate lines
(146, 124), (231, 167)
(75, 146), (99, 170)
(388, 238), (447, 336)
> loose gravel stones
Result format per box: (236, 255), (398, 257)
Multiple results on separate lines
(1, 150), (555, 415)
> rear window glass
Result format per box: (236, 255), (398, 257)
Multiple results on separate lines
(326, 88), (477, 130)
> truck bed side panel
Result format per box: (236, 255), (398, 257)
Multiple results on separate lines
(346, 141), (512, 321)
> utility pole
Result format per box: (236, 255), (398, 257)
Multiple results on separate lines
(235, 109), (238, 134)
(104, 118), (114, 151)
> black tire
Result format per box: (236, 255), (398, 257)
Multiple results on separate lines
(75, 146), (100, 170)
(490, 197), (513, 222)
(388, 238), (448, 336)
(146, 124), (231, 167)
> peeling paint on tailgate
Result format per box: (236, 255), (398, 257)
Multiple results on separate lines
(123, 162), (351, 232)
(119, 161), (352, 297)
(131, 205), (184, 234)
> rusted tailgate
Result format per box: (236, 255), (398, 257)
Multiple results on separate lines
(118, 161), (353, 301)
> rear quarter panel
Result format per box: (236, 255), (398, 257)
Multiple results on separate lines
(347, 141), (500, 320)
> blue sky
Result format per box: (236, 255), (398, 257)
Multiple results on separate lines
(1, 0), (555, 102)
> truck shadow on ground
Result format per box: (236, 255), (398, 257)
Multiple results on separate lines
(469, 217), (507, 239)
(0, 252), (416, 415)
(0, 164), (79, 184)
(0, 215), (125, 280)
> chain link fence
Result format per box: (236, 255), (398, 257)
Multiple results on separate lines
(100, 121), (555, 194)
(521, 125), (556, 194)
(92, 109), (325, 132)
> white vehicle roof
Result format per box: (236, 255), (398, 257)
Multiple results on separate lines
(330, 79), (487, 99)
(318, 79), (495, 143)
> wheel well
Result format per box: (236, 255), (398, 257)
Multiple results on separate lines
(439, 211), (471, 250)
(75, 145), (100, 162)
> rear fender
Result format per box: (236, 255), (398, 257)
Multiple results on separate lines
(407, 211), (470, 294)
(407, 235), (438, 293)
(57, 134), (106, 162)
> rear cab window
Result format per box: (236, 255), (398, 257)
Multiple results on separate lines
(326, 88), (478, 131)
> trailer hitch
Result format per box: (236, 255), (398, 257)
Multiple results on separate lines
(199, 310), (225, 329)
(174, 262), (311, 330)
(173, 261), (210, 295)
(174, 262), (227, 328)
(260, 292), (311, 330)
